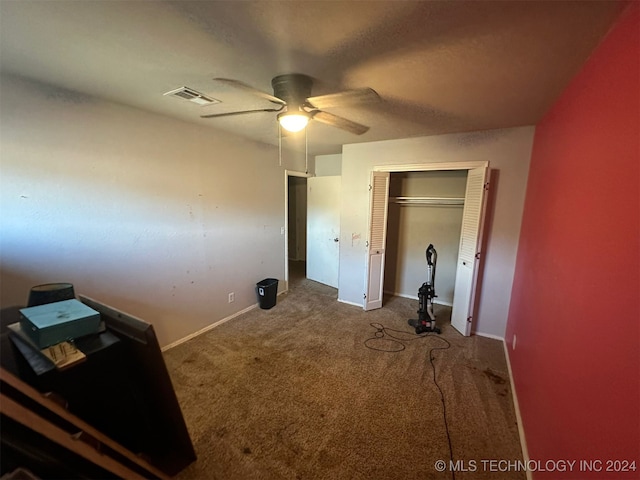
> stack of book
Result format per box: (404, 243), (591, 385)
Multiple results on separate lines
(8, 322), (87, 373)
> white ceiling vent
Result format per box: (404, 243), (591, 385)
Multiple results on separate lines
(164, 86), (220, 106)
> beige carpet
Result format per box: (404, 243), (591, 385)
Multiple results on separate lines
(163, 268), (525, 480)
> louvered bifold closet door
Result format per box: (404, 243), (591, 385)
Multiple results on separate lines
(364, 171), (390, 311)
(451, 166), (490, 336)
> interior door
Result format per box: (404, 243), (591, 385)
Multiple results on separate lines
(306, 176), (341, 288)
(364, 171), (390, 311)
(450, 166), (490, 336)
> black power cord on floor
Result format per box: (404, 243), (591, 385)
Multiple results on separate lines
(364, 323), (455, 480)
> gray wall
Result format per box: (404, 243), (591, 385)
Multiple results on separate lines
(338, 127), (535, 338)
(0, 74), (306, 347)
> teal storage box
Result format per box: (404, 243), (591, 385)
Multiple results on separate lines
(19, 299), (100, 348)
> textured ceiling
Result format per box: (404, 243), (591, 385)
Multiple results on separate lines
(0, 1), (626, 155)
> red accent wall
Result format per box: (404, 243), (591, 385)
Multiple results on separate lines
(506, 4), (639, 478)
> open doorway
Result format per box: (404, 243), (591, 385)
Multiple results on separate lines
(284, 169), (342, 294)
(287, 174), (308, 290)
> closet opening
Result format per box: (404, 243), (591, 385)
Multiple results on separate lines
(365, 161), (489, 336)
(384, 170), (468, 311)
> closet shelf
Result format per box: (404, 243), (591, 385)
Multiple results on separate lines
(389, 196), (465, 206)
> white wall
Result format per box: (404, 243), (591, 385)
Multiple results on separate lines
(338, 127), (535, 338)
(314, 154), (342, 176)
(0, 74), (305, 347)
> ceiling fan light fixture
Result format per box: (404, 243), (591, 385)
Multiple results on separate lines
(278, 111), (310, 132)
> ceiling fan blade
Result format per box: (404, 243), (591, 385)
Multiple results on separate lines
(213, 78), (286, 105)
(201, 107), (282, 119)
(311, 110), (370, 135)
(307, 88), (380, 109)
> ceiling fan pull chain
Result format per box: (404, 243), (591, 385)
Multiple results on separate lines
(278, 123), (282, 167)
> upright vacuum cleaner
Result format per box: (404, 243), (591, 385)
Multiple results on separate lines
(408, 244), (441, 334)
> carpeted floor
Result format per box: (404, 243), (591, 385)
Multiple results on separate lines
(163, 262), (525, 480)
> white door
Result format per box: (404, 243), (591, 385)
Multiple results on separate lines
(364, 171), (390, 310)
(451, 166), (490, 336)
(306, 176), (341, 288)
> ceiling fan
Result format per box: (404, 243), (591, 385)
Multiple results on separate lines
(201, 74), (379, 135)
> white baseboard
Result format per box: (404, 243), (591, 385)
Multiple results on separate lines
(474, 331), (504, 341)
(434, 300), (453, 308)
(383, 290), (453, 307)
(161, 302), (259, 352)
(385, 290), (418, 301)
(337, 298), (363, 308)
(503, 340), (532, 480)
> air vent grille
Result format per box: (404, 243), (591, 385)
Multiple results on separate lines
(164, 87), (220, 106)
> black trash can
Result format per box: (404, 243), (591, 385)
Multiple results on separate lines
(256, 278), (278, 309)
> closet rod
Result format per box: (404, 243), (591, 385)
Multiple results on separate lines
(390, 196), (464, 206)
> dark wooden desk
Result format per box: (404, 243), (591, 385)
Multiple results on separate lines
(1, 304), (196, 478)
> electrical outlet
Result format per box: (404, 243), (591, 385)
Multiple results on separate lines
(512, 334), (517, 350)
(228, 292), (235, 303)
